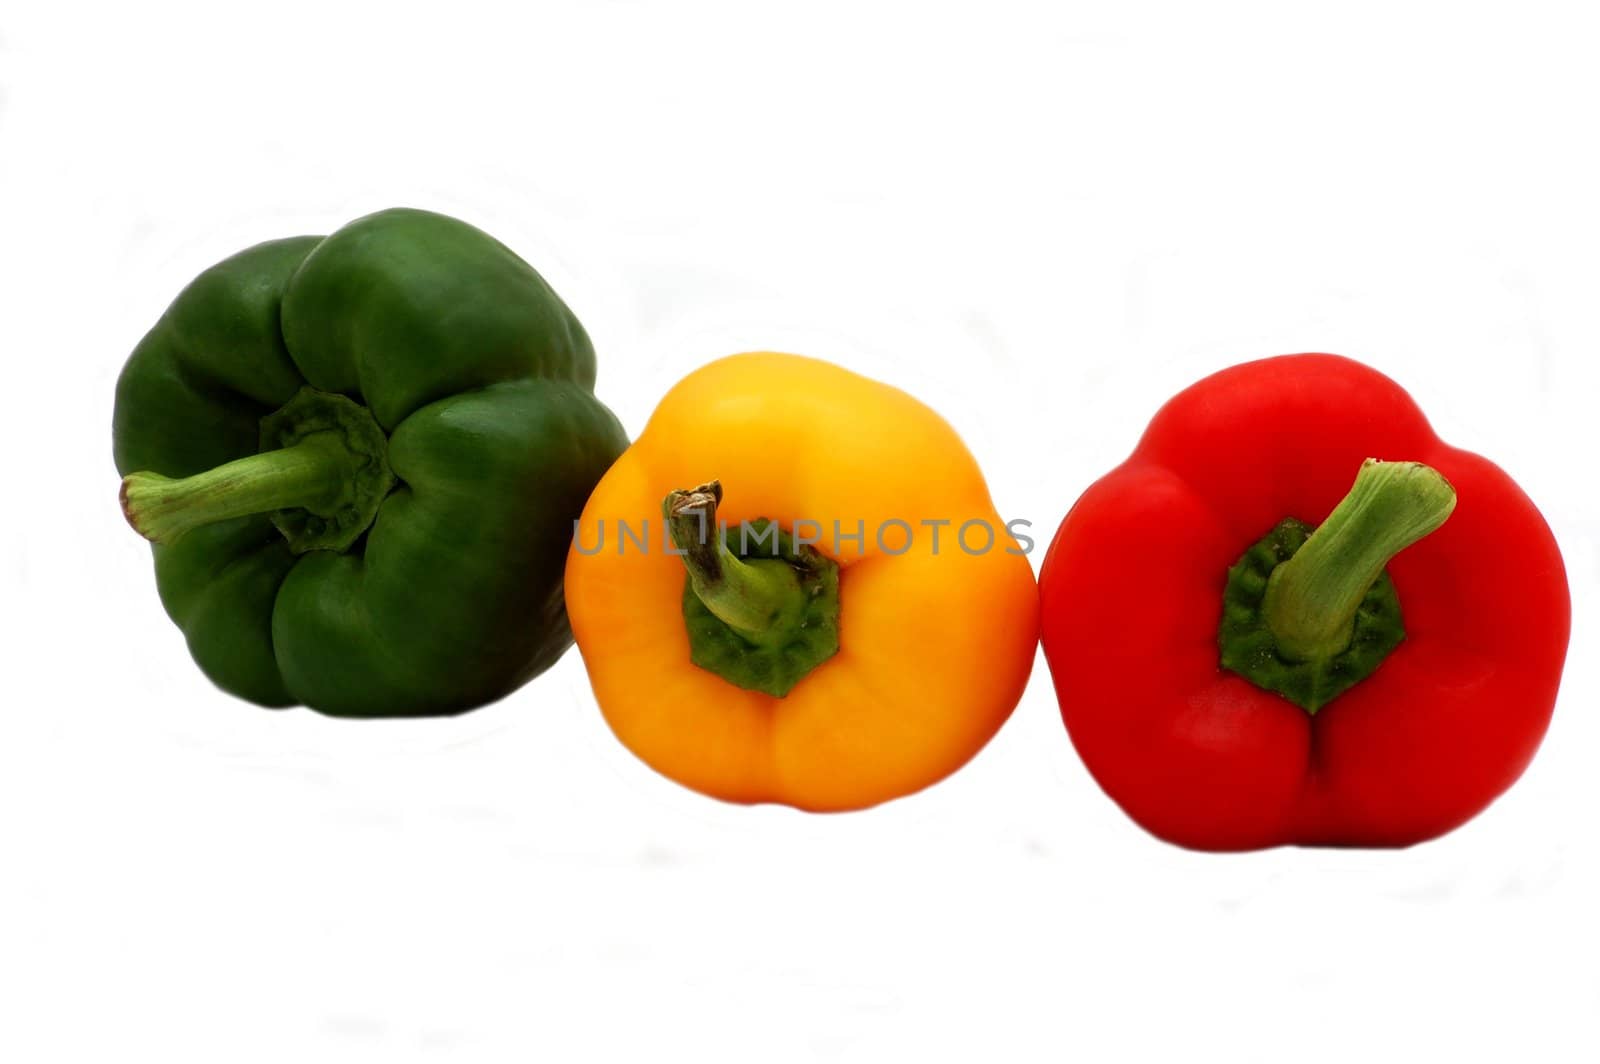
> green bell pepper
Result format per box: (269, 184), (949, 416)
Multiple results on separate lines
(113, 208), (628, 717)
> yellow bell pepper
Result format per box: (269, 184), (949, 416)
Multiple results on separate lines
(564, 353), (1038, 811)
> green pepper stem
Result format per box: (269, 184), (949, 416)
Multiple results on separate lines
(120, 433), (356, 546)
(1262, 459), (1456, 663)
(664, 481), (806, 648)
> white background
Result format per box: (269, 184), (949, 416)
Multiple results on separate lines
(2, 2), (1596, 1060)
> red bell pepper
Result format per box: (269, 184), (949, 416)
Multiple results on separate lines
(1038, 354), (1570, 850)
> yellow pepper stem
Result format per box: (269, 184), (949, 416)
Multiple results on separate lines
(663, 480), (841, 697)
(664, 481), (806, 647)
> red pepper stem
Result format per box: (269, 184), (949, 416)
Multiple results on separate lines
(1262, 459), (1456, 663)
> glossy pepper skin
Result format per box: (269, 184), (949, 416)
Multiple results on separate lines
(564, 353), (1038, 811)
(1039, 354), (1569, 850)
(114, 208), (627, 717)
